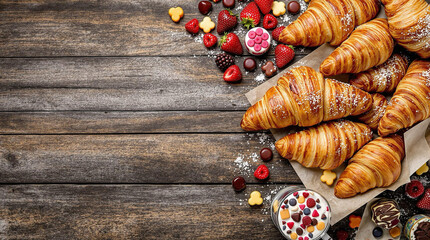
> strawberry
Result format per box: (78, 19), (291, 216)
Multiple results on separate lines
(219, 33), (243, 55)
(240, 2), (261, 29)
(217, 9), (238, 35)
(255, 0), (274, 15)
(185, 18), (199, 34)
(417, 188), (430, 210)
(405, 180), (425, 198)
(272, 26), (286, 42)
(254, 164), (270, 180)
(223, 65), (242, 82)
(203, 33), (217, 48)
(275, 44), (295, 68)
(263, 14), (278, 29)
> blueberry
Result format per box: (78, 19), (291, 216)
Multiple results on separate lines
(285, 204), (289, 208)
(373, 227), (383, 238)
(316, 204), (321, 209)
(289, 198), (297, 206)
(308, 233), (313, 238)
(303, 208), (311, 215)
(283, 225), (286, 231)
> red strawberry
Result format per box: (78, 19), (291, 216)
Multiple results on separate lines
(405, 180), (425, 198)
(203, 33), (217, 48)
(185, 18), (199, 34)
(255, 0), (274, 15)
(417, 188), (430, 210)
(275, 44), (295, 68)
(217, 9), (238, 34)
(272, 26), (286, 42)
(263, 14), (278, 29)
(240, 2), (261, 29)
(223, 65), (242, 82)
(254, 164), (270, 180)
(219, 33), (243, 55)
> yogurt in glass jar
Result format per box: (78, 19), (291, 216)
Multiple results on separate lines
(271, 186), (332, 240)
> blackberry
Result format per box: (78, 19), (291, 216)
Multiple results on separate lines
(215, 53), (235, 71)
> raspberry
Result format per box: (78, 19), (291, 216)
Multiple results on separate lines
(405, 180), (424, 198)
(254, 164), (270, 180)
(215, 53), (235, 71)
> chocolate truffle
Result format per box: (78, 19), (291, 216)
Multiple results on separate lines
(222, 0), (235, 8)
(243, 57), (257, 71)
(371, 198), (401, 229)
(232, 176), (246, 191)
(287, 1), (301, 14)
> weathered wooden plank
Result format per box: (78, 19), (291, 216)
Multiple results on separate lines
(0, 55), (305, 111)
(0, 134), (300, 184)
(0, 184), (289, 239)
(0, 0), (313, 57)
(0, 111), (246, 134)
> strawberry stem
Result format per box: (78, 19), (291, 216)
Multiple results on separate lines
(241, 18), (255, 29)
(218, 33), (228, 48)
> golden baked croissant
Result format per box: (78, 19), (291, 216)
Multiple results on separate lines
(334, 134), (404, 198)
(278, 0), (380, 47)
(378, 59), (430, 136)
(355, 93), (388, 131)
(240, 66), (373, 131)
(349, 53), (409, 93)
(275, 120), (372, 170)
(320, 18), (395, 76)
(382, 0), (430, 58)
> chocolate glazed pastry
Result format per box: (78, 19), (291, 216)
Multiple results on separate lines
(371, 198), (401, 229)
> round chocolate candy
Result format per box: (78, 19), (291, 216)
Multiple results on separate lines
(232, 176), (246, 191)
(222, 0), (235, 8)
(260, 148), (273, 161)
(243, 57), (257, 71)
(287, 1), (301, 14)
(373, 227), (383, 238)
(198, 1), (212, 15)
(371, 198), (401, 229)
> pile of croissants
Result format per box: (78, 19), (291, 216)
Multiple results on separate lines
(240, 0), (430, 198)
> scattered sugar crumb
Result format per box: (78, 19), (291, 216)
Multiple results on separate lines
(255, 73), (266, 84)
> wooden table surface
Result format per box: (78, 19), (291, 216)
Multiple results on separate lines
(0, 0), (429, 239)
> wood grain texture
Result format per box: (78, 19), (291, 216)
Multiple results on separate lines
(0, 0), (312, 57)
(0, 184), (286, 239)
(0, 111), (246, 134)
(0, 56), (304, 111)
(0, 133), (300, 183)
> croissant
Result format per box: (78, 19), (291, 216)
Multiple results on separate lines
(382, 0), (430, 58)
(349, 53), (409, 93)
(278, 0), (380, 47)
(334, 134), (404, 198)
(355, 93), (388, 131)
(240, 66), (373, 131)
(275, 120), (372, 170)
(320, 18), (395, 76)
(378, 59), (430, 136)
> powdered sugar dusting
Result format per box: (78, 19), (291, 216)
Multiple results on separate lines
(340, 11), (353, 32)
(402, 11), (430, 47)
(255, 73), (266, 84)
(194, 32), (204, 44)
(423, 68), (430, 87)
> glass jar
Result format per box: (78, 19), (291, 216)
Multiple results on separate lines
(271, 186), (332, 240)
